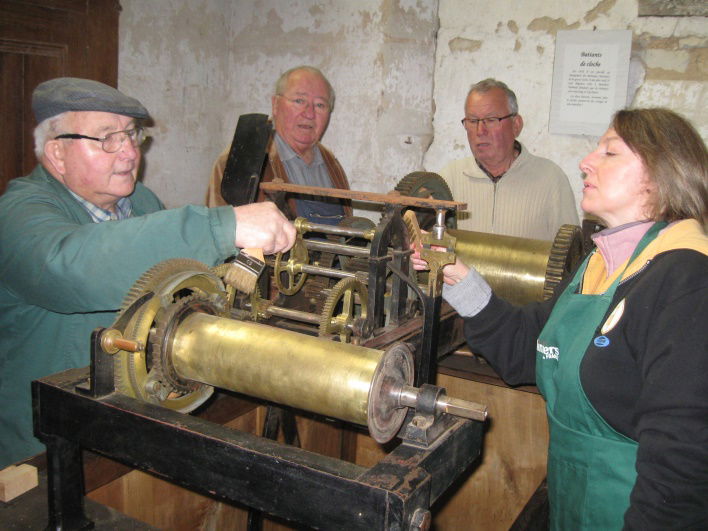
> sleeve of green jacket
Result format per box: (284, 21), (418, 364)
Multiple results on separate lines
(0, 166), (238, 313)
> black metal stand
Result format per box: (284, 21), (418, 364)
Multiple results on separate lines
(33, 359), (482, 531)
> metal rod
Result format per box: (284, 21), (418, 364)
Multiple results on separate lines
(396, 385), (488, 422)
(300, 263), (359, 280)
(303, 239), (372, 258)
(436, 395), (488, 422)
(432, 208), (447, 240)
(397, 385), (419, 409)
(296, 218), (375, 240)
(264, 305), (322, 325)
(100, 329), (143, 354)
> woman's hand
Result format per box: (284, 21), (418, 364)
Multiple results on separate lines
(410, 242), (470, 286)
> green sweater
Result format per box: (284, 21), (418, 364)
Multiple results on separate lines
(0, 165), (237, 466)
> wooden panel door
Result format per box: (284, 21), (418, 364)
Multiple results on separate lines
(0, 0), (120, 195)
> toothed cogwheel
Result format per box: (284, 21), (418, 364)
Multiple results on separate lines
(319, 277), (368, 343)
(393, 171), (457, 230)
(113, 258), (227, 412)
(543, 224), (584, 300)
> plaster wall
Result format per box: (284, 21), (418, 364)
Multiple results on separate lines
(426, 0), (707, 219)
(118, 0), (438, 211)
(119, 0), (706, 221)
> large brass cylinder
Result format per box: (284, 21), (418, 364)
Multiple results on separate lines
(168, 312), (410, 433)
(450, 229), (553, 305)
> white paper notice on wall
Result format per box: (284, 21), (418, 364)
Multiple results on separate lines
(549, 30), (632, 136)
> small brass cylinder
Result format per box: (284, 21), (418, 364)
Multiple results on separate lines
(170, 312), (394, 426)
(450, 229), (552, 305)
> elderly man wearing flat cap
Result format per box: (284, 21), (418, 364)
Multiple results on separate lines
(0, 77), (296, 467)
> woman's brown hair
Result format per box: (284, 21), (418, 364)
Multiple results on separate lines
(612, 108), (707, 227)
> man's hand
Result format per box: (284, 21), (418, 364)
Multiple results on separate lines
(233, 202), (296, 254)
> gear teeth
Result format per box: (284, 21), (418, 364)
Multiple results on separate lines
(543, 224), (584, 300)
(121, 258), (213, 311)
(319, 277), (368, 343)
(302, 251), (336, 314)
(393, 171), (457, 231)
(274, 239), (309, 295)
(403, 210), (423, 248)
(151, 293), (226, 394)
(112, 258), (223, 412)
(394, 171), (453, 200)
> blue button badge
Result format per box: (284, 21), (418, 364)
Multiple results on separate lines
(594, 335), (610, 347)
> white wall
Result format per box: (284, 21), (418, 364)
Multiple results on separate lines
(425, 0), (707, 219)
(118, 0), (706, 220)
(118, 0), (439, 211)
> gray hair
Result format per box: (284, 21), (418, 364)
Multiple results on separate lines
(467, 78), (519, 115)
(33, 111), (70, 160)
(274, 65), (336, 111)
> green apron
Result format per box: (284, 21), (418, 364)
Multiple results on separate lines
(535, 222), (665, 530)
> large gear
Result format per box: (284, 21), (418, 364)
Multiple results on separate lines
(543, 224), (584, 300)
(319, 277), (368, 343)
(114, 258), (228, 412)
(394, 171), (457, 230)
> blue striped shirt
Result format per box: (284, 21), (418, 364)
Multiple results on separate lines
(67, 189), (133, 222)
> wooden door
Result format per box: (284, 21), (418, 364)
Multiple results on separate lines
(0, 0), (120, 195)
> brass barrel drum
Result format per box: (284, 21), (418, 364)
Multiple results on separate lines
(451, 225), (582, 305)
(110, 258), (486, 443)
(168, 311), (415, 443)
(395, 172), (583, 305)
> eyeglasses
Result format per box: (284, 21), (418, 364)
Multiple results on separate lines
(461, 114), (516, 130)
(54, 127), (146, 153)
(277, 95), (330, 115)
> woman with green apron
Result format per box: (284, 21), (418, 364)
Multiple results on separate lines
(412, 108), (708, 529)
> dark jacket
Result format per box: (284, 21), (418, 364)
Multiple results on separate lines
(459, 220), (708, 529)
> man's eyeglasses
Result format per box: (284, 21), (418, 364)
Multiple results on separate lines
(461, 114), (516, 130)
(54, 127), (146, 153)
(278, 95), (330, 115)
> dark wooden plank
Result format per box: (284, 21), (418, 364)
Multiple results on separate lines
(260, 181), (467, 210)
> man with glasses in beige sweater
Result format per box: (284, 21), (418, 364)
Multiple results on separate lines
(439, 78), (578, 240)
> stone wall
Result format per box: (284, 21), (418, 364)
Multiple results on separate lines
(119, 0), (706, 219)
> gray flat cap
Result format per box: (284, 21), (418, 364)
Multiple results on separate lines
(32, 77), (149, 123)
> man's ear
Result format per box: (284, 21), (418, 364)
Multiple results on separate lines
(271, 94), (279, 118)
(43, 139), (67, 175)
(512, 114), (524, 138)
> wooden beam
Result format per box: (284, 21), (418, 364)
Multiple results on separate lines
(259, 182), (467, 211)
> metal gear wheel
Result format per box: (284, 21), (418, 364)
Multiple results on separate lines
(543, 224), (584, 300)
(394, 171), (457, 230)
(273, 238), (309, 295)
(114, 258), (228, 412)
(319, 277), (368, 343)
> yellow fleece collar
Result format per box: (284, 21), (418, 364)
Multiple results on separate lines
(582, 219), (708, 295)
